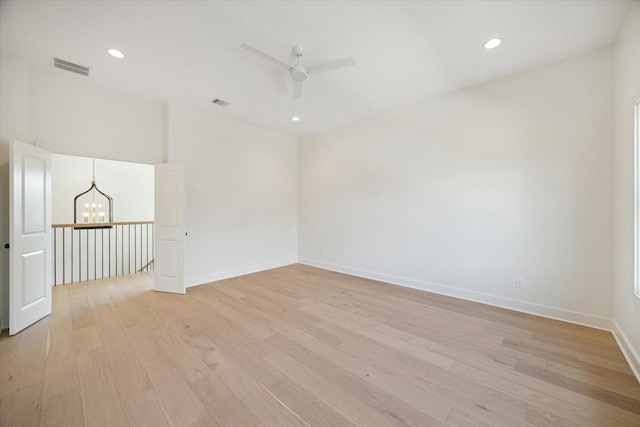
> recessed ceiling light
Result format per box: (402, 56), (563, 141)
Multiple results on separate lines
(483, 38), (502, 50)
(292, 116), (300, 122)
(106, 48), (125, 59)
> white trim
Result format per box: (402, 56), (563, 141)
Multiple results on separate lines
(185, 258), (298, 288)
(299, 258), (613, 331)
(612, 321), (640, 383)
(635, 99), (640, 299)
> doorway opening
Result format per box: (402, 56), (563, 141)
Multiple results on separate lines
(51, 154), (155, 285)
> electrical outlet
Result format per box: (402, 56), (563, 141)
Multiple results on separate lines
(320, 248), (326, 256)
(515, 277), (525, 289)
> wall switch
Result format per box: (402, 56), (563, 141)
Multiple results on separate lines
(515, 277), (525, 289)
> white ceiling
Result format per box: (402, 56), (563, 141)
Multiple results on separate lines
(0, 0), (631, 138)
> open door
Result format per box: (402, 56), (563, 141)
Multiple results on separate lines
(9, 140), (52, 335)
(154, 163), (185, 294)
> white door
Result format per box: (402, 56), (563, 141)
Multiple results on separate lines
(154, 163), (185, 294)
(9, 140), (52, 335)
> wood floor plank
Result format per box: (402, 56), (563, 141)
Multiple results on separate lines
(0, 382), (42, 427)
(124, 323), (164, 358)
(451, 361), (638, 427)
(151, 326), (212, 384)
(525, 404), (582, 427)
(40, 388), (84, 427)
(130, 331), (210, 427)
(545, 359), (640, 400)
(202, 284), (256, 312)
(396, 368), (530, 427)
(186, 414), (221, 427)
(484, 324), (534, 340)
(190, 372), (263, 426)
(253, 304), (345, 347)
(514, 360), (640, 416)
(42, 315), (75, 371)
(102, 340), (153, 400)
(503, 337), (579, 360)
(72, 324), (103, 353)
(576, 351), (636, 375)
(303, 302), (455, 370)
(42, 354), (79, 401)
(445, 406), (502, 427)
(76, 349), (129, 427)
(211, 355), (310, 426)
(204, 295), (277, 340)
(531, 330), (622, 355)
(154, 381), (209, 427)
(266, 375), (355, 427)
(68, 294), (96, 331)
(269, 326), (454, 421)
(0, 321), (49, 397)
(205, 319), (286, 387)
(265, 349), (444, 427)
(0, 329), (21, 393)
(1, 265), (638, 427)
(123, 389), (172, 427)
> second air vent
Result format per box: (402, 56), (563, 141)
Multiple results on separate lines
(211, 98), (230, 107)
(52, 57), (90, 76)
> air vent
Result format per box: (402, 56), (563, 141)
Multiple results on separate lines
(52, 57), (90, 76)
(211, 98), (230, 107)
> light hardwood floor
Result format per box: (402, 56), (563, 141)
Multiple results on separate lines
(1, 264), (639, 426)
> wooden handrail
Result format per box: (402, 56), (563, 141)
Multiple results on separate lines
(52, 221), (154, 229)
(137, 258), (154, 273)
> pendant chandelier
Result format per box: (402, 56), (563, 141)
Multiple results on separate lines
(73, 159), (113, 225)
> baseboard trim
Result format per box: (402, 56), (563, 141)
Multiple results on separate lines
(612, 321), (640, 383)
(298, 258), (613, 331)
(186, 258), (298, 288)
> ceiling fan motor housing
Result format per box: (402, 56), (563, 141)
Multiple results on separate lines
(290, 65), (308, 82)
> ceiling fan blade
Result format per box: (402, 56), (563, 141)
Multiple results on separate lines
(306, 57), (355, 74)
(240, 43), (291, 71)
(293, 81), (303, 98)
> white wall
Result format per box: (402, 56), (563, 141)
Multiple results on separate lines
(0, 53), (30, 330)
(167, 103), (298, 287)
(613, 1), (640, 378)
(299, 48), (614, 329)
(51, 154), (154, 224)
(29, 67), (166, 164)
(0, 54), (29, 144)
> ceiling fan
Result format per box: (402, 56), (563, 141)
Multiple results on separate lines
(241, 43), (355, 98)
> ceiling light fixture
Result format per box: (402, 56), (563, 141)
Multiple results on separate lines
(106, 48), (125, 59)
(292, 116), (300, 122)
(483, 38), (502, 50)
(74, 159), (113, 226)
